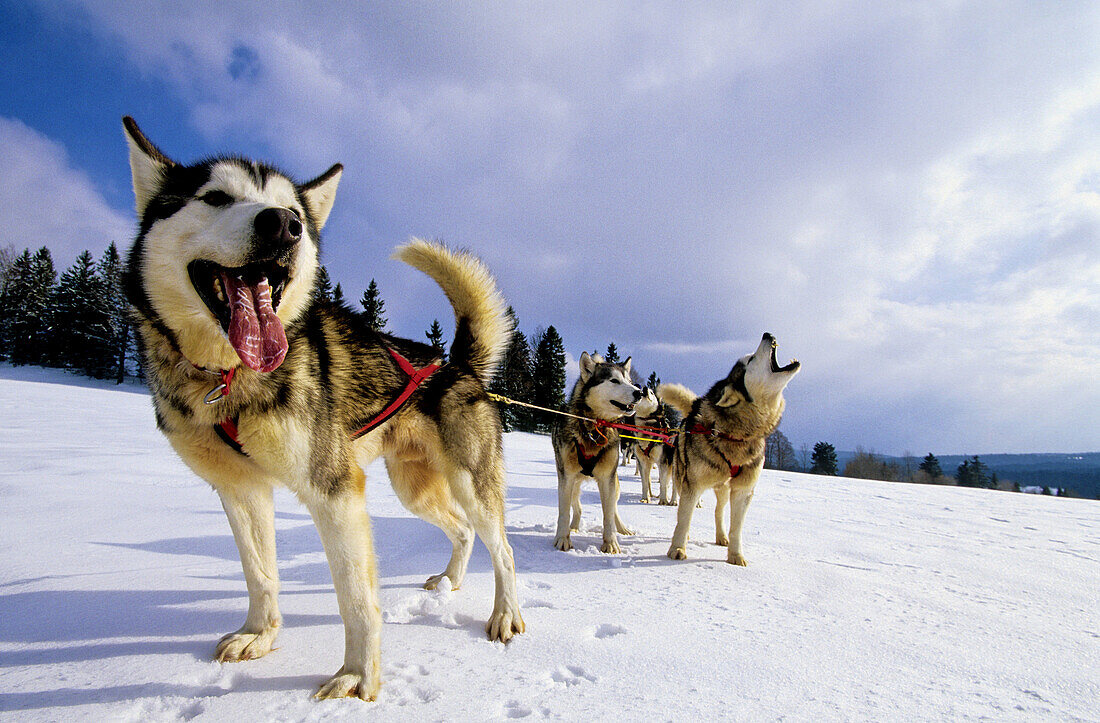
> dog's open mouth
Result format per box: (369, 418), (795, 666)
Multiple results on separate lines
(188, 260), (290, 373)
(610, 400), (636, 414)
(768, 337), (800, 374)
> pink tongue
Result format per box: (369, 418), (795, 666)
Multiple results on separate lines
(222, 273), (288, 372)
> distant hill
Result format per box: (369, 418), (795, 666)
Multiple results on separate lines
(834, 451), (1100, 499)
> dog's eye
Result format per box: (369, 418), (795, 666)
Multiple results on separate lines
(200, 190), (234, 207)
(610, 378), (621, 384)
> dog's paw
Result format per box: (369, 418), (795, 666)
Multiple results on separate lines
(715, 534), (729, 547)
(640, 495), (652, 504)
(214, 627), (278, 663)
(601, 539), (622, 554)
(423, 573), (459, 591)
(486, 604), (525, 643)
(315, 665), (380, 702)
(727, 553), (748, 566)
(657, 498), (672, 506)
(553, 535), (573, 551)
(667, 546), (688, 560)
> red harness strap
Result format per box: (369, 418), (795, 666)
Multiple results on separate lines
(688, 423), (744, 479)
(350, 347), (441, 439)
(595, 419), (677, 446)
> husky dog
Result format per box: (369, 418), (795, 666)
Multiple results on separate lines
(552, 353), (642, 553)
(121, 117), (523, 701)
(625, 387), (666, 503)
(658, 334), (799, 565)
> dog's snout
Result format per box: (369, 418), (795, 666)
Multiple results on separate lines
(253, 207), (302, 250)
(632, 388), (643, 401)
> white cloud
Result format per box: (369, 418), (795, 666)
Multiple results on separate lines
(0, 117), (132, 264)
(36, 1), (1100, 452)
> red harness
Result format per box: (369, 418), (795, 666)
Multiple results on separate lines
(204, 347), (440, 454)
(688, 423), (744, 479)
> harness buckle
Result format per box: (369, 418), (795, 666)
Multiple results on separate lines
(203, 384), (228, 405)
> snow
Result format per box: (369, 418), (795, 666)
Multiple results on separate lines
(1, 365), (1098, 721)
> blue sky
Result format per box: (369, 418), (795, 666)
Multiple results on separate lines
(2, 1), (1098, 456)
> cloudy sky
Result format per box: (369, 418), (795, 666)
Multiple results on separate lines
(2, 1), (1097, 456)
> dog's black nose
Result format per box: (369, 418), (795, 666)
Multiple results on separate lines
(633, 388), (643, 401)
(253, 207), (302, 250)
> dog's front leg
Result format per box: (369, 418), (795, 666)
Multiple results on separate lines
(657, 462), (674, 505)
(597, 471), (627, 553)
(215, 481), (281, 662)
(304, 474), (382, 702)
(667, 484), (703, 560)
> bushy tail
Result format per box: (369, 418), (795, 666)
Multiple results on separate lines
(657, 383), (697, 416)
(393, 239), (510, 384)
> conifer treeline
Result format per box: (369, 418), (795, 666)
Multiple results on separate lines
(0, 244), (133, 381)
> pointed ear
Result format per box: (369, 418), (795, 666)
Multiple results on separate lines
(579, 351), (596, 382)
(716, 386), (742, 408)
(621, 356), (632, 379)
(123, 116), (175, 216)
(300, 163), (343, 229)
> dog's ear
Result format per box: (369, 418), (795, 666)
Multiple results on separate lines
(579, 351), (596, 382)
(300, 163), (343, 229)
(621, 356), (632, 379)
(123, 116), (176, 216)
(715, 385), (743, 408)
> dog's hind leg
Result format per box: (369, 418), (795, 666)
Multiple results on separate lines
(555, 472), (580, 551)
(638, 458), (652, 503)
(569, 481), (582, 532)
(449, 468), (525, 643)
(714, 482), (730, 546)
(214, 480), (282, 663)
(386, 457), (475, 591)
(725, 485), (756, 567)
(304, 469), (382, 701)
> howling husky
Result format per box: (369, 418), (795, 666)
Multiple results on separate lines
(121, 117), (523, 701)
(658, 334), (799, 565)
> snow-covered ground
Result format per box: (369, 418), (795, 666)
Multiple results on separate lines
(1, 365), (1097, 721)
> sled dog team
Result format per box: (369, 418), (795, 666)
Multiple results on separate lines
(120, 118), (800, 701)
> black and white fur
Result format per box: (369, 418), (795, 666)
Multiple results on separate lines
(551, 353), (642, 553)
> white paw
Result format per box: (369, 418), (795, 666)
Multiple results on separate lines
(601, 539), (622, 554)
(728, 553), (748, 567)
(315, 665), (380, 701)
(214, 627), (278, 663)
(486, 604), (525, 643)
(424, 573), (459, 591)
(715, 535), (729, 547)
(554, 535), (573, 551)
(668, 546), (687, 560)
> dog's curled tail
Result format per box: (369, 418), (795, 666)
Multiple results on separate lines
(393, 239), (510, 385)
(657, 383), (697, 417)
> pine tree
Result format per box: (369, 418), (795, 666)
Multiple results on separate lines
(968, 456), (990, 489)
(489, 307), (535, 432)
(604, 342), (620, 364)
(314, 266), (334, 302)
(646, 371), (660, 391)
(531, 325), (566, 430)
(360, 278), (388, 333)
(53, 250), (113, 376)
(810, 441), (839, 475)
(3, 247), (57, 366)
(0, 246), (26, 360)
(98, 243), (131, 383)
(919, 453), (943, 478)
(957, 459), (972, 487)
(425, 319), (447, 362)
(332, 282), (345, 306)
